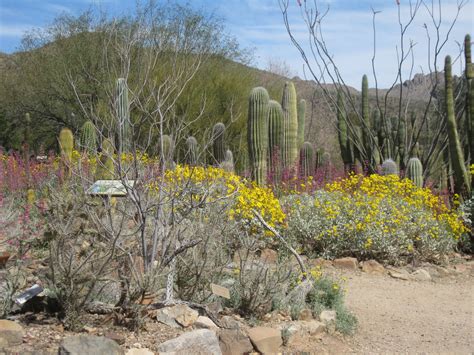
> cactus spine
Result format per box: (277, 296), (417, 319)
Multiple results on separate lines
(185, 136), (198, 166)
(59, 127), (74, 178)
(116, 78), (131, 153)
(406, 157), (423, 188)
(297, 99), (306, 148)
(444, 56), (471, 196)
(281, 82), (298, 172)
(299, 142), (314, 178)
(381, 159), (398, 176)
(80, 120), (97, 155)
(97, 138), (114, 180)
(268, 100), (284, 183)
(212, 123), (226, 164)
(248, 87), (269, 185)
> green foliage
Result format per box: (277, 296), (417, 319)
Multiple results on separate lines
(247, 87), (269, 185)
(406, 157), (423, 188)
(80, 120), (97, 155)
(281, 81), (298, 172)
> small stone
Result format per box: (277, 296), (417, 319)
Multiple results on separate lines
(157, 329), (221, 355)
(218, 329), (253, 355)
(247, 327), (282, 354)
(411, 269), (432, 281)
(333, 257), (358, 270)
(453, 264), (468, 273)
(298, 308), (313, 321)
(388, 269), (410, 280)
(0, 320), (24, 349)
(319, 310), (336, 333)
(194, 316), (218, 330)
(156, 304), (199, 328)
(259, 248), (278, 263)
(58, 335), (124, 355)
(83, 326), (97, 334)
(361, 260), (385, 274)
(219, 316), (242, 330)
(126, 348), (154, 355)
(105, 331), (126, 345)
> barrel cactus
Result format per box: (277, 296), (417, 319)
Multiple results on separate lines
(80, 120), (97, 155)
(381, 159), (398, 176)
(406, 157), (423, 188)
(299, 141), (314, 178)
(116, 78), (131, 153)
(248, 87), (269, 185)
(212, 123), (226, 165)
(221, 149), (235, 173)
(281, 82), (298, 172)
(268, 100), (284, 182)
(185, 136), (198, 166)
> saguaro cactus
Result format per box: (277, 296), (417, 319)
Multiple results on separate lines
(406, 157), (423, 188)
(248, 87), (269, 185)
(315, 148), (324, 171)
(381, 159), (398, 176)
(281, 82), (298, 172)
(80, 120), (97, 155)
(185, 136), (198, 166)
(297, 99), (306, 148)
(212, 123), (226, 164)
(59, 127), (74, 178)
(299, 141), (314, 178)
(97, 138), (114, 180)
(444, 55), (470, 196)
(336, 92), (353, 173)
(268, 100), (284, 182)
(116, 78), (131, 153)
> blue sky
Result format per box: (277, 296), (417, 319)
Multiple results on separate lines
(0, 0), (473, 87)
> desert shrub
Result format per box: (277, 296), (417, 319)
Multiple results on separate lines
(283, 174), (467, 264)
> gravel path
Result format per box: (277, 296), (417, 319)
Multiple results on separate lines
(342, 267), (473, 353)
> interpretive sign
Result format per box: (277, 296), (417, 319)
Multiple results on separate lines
(210, 283), (230, 299)
(87, 180), (135, 197)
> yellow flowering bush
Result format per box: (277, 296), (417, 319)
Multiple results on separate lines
(282, 174), (468, 263)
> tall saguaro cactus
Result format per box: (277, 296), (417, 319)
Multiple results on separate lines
(465, 34), (473, 170)
(406, 157), (423, 188)
(268, 100), (284, 183)
(212, 123), (226, 165)
(444, 56), (471, 196)
(281, 82), (298, 172)
(299, 141), (314, 178)
(59, 127), (74, 178)
(80, 120), (97, 155)
(297, 99), (306, 148)
(116, 78), (131, 153)
(248, 87), (269, 185)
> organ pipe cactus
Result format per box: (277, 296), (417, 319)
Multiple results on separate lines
(406, 157), (423, 188)
(381, 159), (398, 176)
(281, 82), (298, 172)
(212, 123), (226, 164)
(268, 100), (284, 182)
(444, 56), (471, 196)
(299, 142), (314, 178)
(80, 120), (97, 155)
(96, 138), (114, 180)
(297, 99), (306, 148)
(116, 78), (131, 153)
(248, 87), (269, 185)
(185, 136), (198, 166)
(59, 127), (74, 178)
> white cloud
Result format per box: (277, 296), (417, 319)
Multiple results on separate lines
(0, 24), (34, 37)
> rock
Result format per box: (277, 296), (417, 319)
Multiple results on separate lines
(453, 264), (468, 273)
(194, 316), (218, 330)
(247, 327), (282, 354)
(361, 260), (385, 274)
(156, 304), (199, 328)
(105, 331), (126, 345)
(157, 329), (221, 355)
(259, 248), (278, 263)
(59, 335), (124, 355)
(0, 320), (24, 349)
(279, 320), (325, 346)
(388, 269), (410, 280)
(333, 257), (358, 270)
(219, 316), (242, 330)
(218, 329), (254, 355)
(411, 269), (432, 281)
(298, 308), (313, 321)
(126, 348), (154, 355)
(319, 310), (336, 333)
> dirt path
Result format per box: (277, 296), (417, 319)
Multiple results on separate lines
(341, 267), (473, 353)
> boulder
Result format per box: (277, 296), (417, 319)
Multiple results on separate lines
(388, 269), (410, 280)
(259, 248), (278, 263)
(0, 320), (24, 349)
(218, 329), (254, 355)
(194, 316), (218, 330)
(333, 257), (358, 270)
(361, 260), (385, 274)
(157, 329), (221, 355)
(156, 304), (199, 328)
(247, 327), (282, 354)
(298, 308), (313, 321)
(58, 335), (124, 355)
